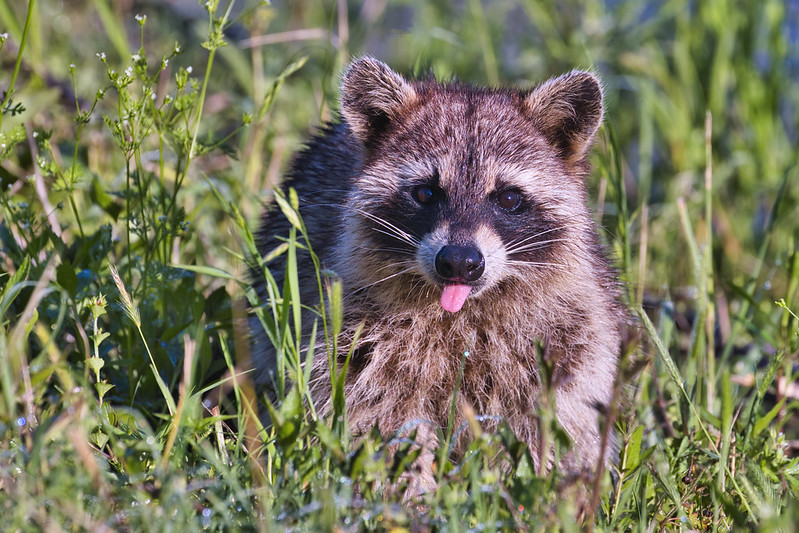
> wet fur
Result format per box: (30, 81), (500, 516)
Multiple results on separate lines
(252, 58), (624, 487)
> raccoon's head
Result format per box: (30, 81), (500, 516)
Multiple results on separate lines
(339, 57), (604, 313)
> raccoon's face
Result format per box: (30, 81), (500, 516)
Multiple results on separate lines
(340, 58), (604, 313)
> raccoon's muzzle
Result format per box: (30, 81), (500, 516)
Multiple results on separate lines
(434, 244), (485, 282)
(435, 244), (484, 313)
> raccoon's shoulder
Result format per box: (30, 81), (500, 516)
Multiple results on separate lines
(255, 121), (361, 268)
(284, 121), (363, 196)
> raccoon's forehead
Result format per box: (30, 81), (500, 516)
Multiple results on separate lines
(366, 92), (570, 196)
(394, 90), (538, 153)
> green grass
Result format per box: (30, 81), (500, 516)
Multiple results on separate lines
(1, 0), (798, 530)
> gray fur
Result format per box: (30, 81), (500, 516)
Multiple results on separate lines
(251, 57), (625, 488)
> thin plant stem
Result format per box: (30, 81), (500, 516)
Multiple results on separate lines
(0, 0), (33, 129)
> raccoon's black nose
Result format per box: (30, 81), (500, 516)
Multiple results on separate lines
(435, 245), (485, 282)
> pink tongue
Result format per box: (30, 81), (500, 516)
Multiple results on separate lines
(440, 284), (472, 313)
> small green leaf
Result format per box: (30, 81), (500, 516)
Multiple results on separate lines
(288, 187), (299, 212)
(327, 278), (343, 339)
(389, 439), (422, 484)
(24, 308), (38, 340)
(87, 294), (107, 319)
(345, 441), (372, 480)
(623, 425), (644, 474)
(91, 177), (122, 220)
(95, 381), (114, 401)
(757, 350), (784, 400)
(91, 428), (110, 449)
(262, 241), (289, 263)
(95, 330), (110, 345)
(269, 386), (303, 452)
(56, 260), (78, 296)
(88, 356), (105, 379)
(754, 398), (786, 437)
(169, 263), (242, 281)
(314, 421), (344, 461)
(274, 189), (301, 230)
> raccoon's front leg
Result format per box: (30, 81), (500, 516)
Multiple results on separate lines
(401, 423), (439, 500)
(349, 407), (439, 499)
(553, 354), (617, 471)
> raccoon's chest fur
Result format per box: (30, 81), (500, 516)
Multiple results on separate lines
(317, 298), (545, 429)
(253, 57), (625, 474)
(308, 268), (619, 464)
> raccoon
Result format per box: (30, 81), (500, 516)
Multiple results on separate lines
(251, 57), (624, 487)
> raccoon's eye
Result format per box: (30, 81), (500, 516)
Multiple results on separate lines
(413, 185), (437, 205)
(497, 189), (523, 212)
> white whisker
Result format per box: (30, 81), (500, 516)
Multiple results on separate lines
(505, 225), (566, 248)
(370, 260), (417, 275)
(351, 265), (419, 293)
(371, 227), (419, 248)
(506, 238), (570, 255)
(505, 260), (570, 271)
(354, 244), (417, 257)
(351, 207), (420, 247)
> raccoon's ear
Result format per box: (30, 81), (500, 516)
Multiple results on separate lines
(524, 70), (604, 164)
(340, 57), (417, 146)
